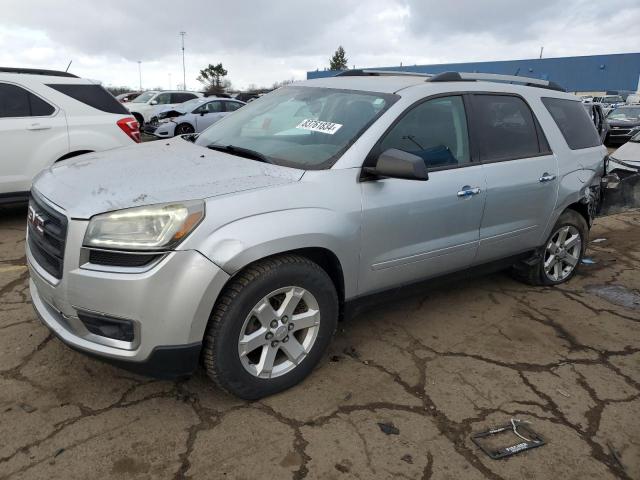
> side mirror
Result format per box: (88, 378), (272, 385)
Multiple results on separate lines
(200, 111), (205, 116)
(150, 100), (158, 105)
(365, 149), (428, 181)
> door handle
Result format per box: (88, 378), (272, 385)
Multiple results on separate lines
(457, 186), (481, 198)
(539, 173), (556, 183)
(27, 123), (52, 131)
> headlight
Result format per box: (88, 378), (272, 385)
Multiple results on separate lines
(83, 201), (205, 251)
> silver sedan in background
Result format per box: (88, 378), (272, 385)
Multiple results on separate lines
(144, 97), (245, 137)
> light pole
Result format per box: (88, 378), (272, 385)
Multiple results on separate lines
(179, 31), (186, 90)
(137, 61), (142, 90)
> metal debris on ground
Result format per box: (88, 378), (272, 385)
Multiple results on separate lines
(471, 419), (545, 460)
(377, 422), (400, 435)
(591, 238), (607, 243)
(581, 258), (597, 265)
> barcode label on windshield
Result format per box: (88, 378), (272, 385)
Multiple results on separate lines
(296, 119), (342, 134)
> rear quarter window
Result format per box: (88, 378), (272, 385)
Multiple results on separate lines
(47, 84), (129, 114)
(541, 97), (601, 150)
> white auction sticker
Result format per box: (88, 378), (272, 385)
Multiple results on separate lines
(296, 119), (343, 134)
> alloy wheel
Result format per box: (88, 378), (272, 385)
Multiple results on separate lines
(543, 225), (582, 282)
(238, 286), (320, 379)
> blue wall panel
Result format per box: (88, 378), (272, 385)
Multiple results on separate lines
(307, 53), (640, 92)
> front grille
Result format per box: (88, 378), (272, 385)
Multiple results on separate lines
(610, 128), (631, 135)
(27, 192), (68, 279)
(88, 249), (161, 267)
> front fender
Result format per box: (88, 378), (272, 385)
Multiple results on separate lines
(192, 208), (360, 299)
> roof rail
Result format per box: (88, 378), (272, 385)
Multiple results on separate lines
(0, 67), (79, 78)
(336, 69), (432, 78)
(428, 71), (565, 92)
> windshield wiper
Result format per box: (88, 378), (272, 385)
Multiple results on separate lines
(206, 144), (273, 164)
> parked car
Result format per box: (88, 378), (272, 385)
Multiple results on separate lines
(0, 67), (140, 204)
(115, 91), (142, 103)
(583, 102), (609, 143)
(127, 90), (202, 126)
(609, 131), (640, 170)
(626, 93), (640, 105)
(594, 95), (625, 113)
(605, 105), (640, 145)
(144, 97), (245, 137)
(28, 70), (612, 399)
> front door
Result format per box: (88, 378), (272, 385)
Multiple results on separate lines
(359, 95), (486, 295)
(195, 100), (225, 131)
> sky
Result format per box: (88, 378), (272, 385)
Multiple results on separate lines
(1, 0), (639, 91)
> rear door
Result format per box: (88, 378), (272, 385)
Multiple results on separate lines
(0, 82), (66, 195)
(470, 93), (558, 263)
(359, 95), (487, 294)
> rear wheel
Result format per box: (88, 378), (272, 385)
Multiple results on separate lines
(175, 123), (195, 135)
(202, 255), (338, 399)
(513, 210), (588, 286)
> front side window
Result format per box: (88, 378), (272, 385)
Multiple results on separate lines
(377, 96), (470, 169)
(194, 86), (397, 170)
(472, 95), (541, 162)
(542, 97), (601, 150)
(0, 83), (54, 118)
(154, 93), (172, 105)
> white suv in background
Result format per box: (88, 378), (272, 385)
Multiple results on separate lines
(126, 90), (203, 126)
(0, 67), (140, 204)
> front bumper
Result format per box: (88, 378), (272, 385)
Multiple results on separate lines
(27, 215), (230, 377)
(144, 121), (175, 138)
(608, 127), (640, 144)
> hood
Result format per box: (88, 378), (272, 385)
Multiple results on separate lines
(611, 140), (640, 167)
(33, 138), (304, 219)
(608, 118), (640, 127)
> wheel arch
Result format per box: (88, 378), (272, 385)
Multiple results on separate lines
(56, 150), (93, 162)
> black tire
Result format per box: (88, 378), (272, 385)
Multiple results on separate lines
(202, 255), (338, 400)
(175, 123), (195, 135)
(512, 209), (588, 286)
(132, 113), (144, 128)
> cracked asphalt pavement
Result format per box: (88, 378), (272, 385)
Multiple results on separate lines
(0, 206), (639, 480)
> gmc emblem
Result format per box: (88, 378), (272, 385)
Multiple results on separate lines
(27, 205), (46, 236)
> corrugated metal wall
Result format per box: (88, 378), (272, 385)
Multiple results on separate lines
(307, 53), (640, 92)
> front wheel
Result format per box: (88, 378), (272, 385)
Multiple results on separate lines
(202, 255), (338, 399)
(513, 210), (588, 286)
(175, 123), (195, 135)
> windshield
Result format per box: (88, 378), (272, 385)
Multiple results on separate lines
(194, 86), (397, 169)
(131, 91), (157, 103)
(608, 107), (640, 121)
(602, 96), (623, 103)
(177, 98), (207, 113)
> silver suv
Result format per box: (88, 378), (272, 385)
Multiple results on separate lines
(27, 71), (607, 399)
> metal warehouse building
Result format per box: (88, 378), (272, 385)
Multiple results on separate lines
(307, 52), (640, 93)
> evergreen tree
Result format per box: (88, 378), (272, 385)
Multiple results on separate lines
(329, 46), (348, 70)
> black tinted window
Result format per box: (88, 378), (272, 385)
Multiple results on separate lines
(47, 84), (128, 114)
(378, 96), (470, 170)
(171, 93), (197, 103)
(30, 94), (55, 116)
(542, 97), (600, 149)
(473, 95), (541, 161)
(0, 83), (54, 117)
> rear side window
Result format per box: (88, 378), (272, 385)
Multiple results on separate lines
(171, 92), (197, 103)
(224, 101), (243, 112)
(0, 83), (55, 117)
(47, 84), (128, 114)
(542, 97), (601, 149)
(472, 95), (542, 162)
